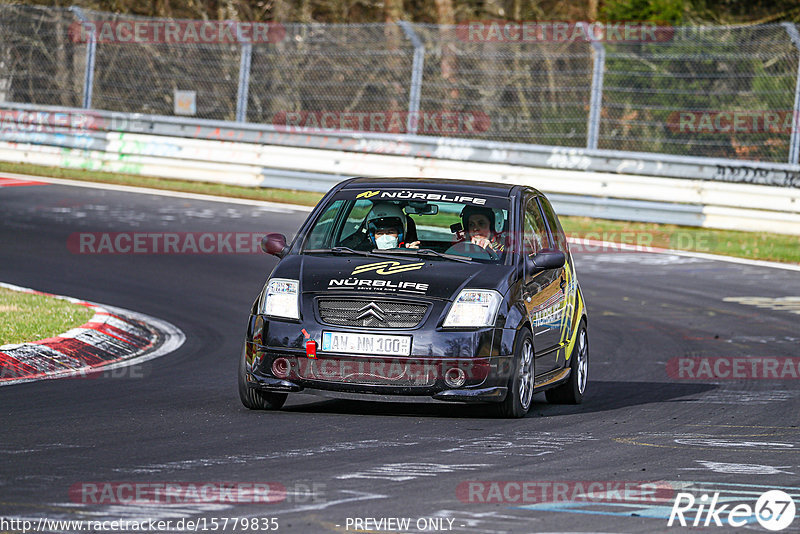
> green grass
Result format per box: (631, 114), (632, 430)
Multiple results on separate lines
(1, 161), (797, 264)
(559, 217), (800, 264)
(0, 161), (325, 206)
(0, 287), (96, 345)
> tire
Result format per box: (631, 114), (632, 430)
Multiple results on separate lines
(495, 328), (535, 418)
(238, 346), (287, 410)
(545, 319), (587, 405)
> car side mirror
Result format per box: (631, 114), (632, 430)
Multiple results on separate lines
(526, 248), (566, 272)
(261, 233), (288, 258)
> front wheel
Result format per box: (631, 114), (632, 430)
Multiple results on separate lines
(238, 346), (287, 410)
(545, 319), (588, 405)
(495, 328), (534, 418)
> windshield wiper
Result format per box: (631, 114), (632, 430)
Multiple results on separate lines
(306, 246), (472, 263)
(304, 247), (400, 261)
(330, 246), (371, 256)
(389, 248), (473, 263)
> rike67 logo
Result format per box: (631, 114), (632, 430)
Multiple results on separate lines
(669, 489), (796, 531)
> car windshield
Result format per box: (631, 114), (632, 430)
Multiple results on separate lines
(301, 188), (511, 263)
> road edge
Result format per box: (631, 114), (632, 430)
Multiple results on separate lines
(0, 282), (186, 386)
(6, 170), (799, 272)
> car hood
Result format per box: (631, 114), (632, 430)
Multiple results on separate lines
(271, 253), (516, 301)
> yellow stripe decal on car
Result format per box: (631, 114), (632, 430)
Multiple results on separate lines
(564, 291), (584, 362)
(352, 261), (425, 275)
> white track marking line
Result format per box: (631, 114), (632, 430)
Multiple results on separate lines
(0, 283), (185, 386)
(8, 171), (799, 271)
(2, 172), (313, 212)
(569, 237), (800, 272)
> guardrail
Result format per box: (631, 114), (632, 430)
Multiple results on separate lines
(1, 103), (799, 234)
(6, 6), (800, 165)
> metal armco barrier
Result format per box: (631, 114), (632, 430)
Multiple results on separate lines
(6, 7), (800, 166)
(1, 103), (799, 234)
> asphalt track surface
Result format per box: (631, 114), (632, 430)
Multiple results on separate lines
(1, 180), (799, 534)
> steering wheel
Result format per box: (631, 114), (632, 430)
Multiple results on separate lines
(445, 240), (499, 260)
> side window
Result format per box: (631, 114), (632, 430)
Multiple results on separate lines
(305, 200), (344, 249)
(523, 199), (549, 259)
(538, 197), (568, 251)
(339, 199), (374, 242)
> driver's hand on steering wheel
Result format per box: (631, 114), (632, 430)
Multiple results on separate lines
(470, 235), (491, 249)
(405, 241), (421, 249)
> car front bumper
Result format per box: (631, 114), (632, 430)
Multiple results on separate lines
(244, 369), (510, 403)
(244, 313), (515, 403)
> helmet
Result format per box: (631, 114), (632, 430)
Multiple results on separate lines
(461, 206), (496, 236)
(366, 202), (406, 247)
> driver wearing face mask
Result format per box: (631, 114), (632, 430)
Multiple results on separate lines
(366, 203), (420, 250)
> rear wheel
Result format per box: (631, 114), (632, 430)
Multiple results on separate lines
(238, 346), (287, 410)
(545, 319), (587, 405)
(495, 328), (534, 418)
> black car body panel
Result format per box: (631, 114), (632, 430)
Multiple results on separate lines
(241, 177), (588, 411)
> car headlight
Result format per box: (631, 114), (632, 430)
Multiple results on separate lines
(260, 278), (299, 320)
(443, 289), (502, 328)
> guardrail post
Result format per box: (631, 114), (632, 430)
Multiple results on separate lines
(782, 22), (800, 165)
(69, 6), (96, 109)
(586, 31), (605, 150)
(398, 22), (424, 135)
(236, 41), (253, 123)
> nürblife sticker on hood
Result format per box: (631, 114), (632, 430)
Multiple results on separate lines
(327, 278), (429, 294)
(328, 260), (430, 294)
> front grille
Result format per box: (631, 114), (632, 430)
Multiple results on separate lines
(318, 299), (427, 328)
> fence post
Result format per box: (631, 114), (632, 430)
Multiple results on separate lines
(69, 6), (96, 109)
(398, 22), (424, 135)
(782, 22), (800, 165)
(236, 42), (253, 123)
(586, 30), (605, 150)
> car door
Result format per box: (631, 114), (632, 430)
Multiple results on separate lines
(521, 196), (562, 374)
(538, 195), (578, 371)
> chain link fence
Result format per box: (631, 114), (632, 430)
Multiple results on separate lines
(248, 24), (415, 126)
(86, 9), (242, 120)
(0, 6), (85, 107)
(602, 25), (800, 163)
(2, 4), (800, 164)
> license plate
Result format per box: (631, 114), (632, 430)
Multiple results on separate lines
(321, 331), (412, 356)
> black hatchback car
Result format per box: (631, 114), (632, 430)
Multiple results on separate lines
(239, 177), (588, 417)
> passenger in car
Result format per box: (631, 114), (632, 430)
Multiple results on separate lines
(462, 206), (505, 253)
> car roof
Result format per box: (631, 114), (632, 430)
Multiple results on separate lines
(338, 176), (542, 197)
